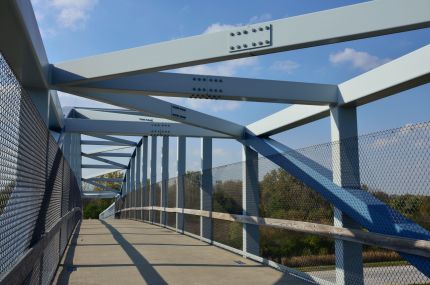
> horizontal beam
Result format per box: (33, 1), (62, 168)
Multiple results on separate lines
(82, 179), (121, 192)
(52, 0), (430, 85)
(68, 72), (338, 105)
(82, 192), (120, 199)
(60, 89), (244, 137)
(248, 44), (430, 137)
(73, 108), (166, 122)
(65, 118), (231, 138)
(88, 134), (137, 146)
(80, 140), (136, 146)
(82, 153), (128, 169)
(338, 44), (430, 106)
(81, 164), (127, 169)
(82, 178), (124, 183)
(247, 105), (330, 137)
(82, 152), (131, 158)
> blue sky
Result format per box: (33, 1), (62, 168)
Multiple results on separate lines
(31, 0), (430, 179)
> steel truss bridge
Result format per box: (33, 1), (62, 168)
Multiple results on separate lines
(1, 0), (430, 284)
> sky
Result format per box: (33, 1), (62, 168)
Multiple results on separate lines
(30, 0), (430, 180)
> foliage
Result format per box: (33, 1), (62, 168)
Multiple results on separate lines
(83, 198), (114, 219)
(83, 171), (123, 219)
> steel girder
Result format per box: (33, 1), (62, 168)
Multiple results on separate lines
(248, 44), (430, 136)
(65, 118), (230, 138)
(51, 0), (430, 85)
(60, 72), (338, 105)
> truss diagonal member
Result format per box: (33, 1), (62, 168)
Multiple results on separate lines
(241, 134), (430, 277)
(87, 134), (137, 146)
(82, 179), (120, 193)
(248, 44), (430, 137)
(52, 0), (430, 85)
(65, 72), (338, 105)
(82, 153), (128, 169)
(60, 89), (244, 138)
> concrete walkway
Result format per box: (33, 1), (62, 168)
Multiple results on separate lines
(53, 219), (309, 285)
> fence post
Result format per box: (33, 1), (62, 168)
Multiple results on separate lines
(136, 140), (142, 220)
(161, 136), (169, 226)
(141, 136), (148, 221)
(200, 137), (212, 243)
(330, 106), (363, 285)
(150, 136), (157, 223)
(176, 136), (186, 233)
(242, 145), (260, 257)
(131, 152), (136, 219)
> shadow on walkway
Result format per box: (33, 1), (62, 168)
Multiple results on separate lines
(56, 222), (81, 285)
(100, 220), (168, 285)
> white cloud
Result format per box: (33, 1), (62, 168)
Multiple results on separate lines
(31, 0), (98, 32)
(249, 13), (272, 24)
(329, 48), (391, 71)
(203, 23), (238, 34)
(270, 60), (300, 73)
(213, 148), (228, 157)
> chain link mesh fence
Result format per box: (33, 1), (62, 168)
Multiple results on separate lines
(0, 53), (82, 284)
(114, 119), (430, 284)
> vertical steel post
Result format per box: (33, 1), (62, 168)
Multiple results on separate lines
(126, 167), (131, 219)
(176, 136), (186, 233)
(136, 142), (142, 220)
(330, 106), (363, 285)
(160, 136), (169, 226)
(142, 136), (149, 221)
(242, 145), (260, 257)
(200, 137), (212, 243)
(150, 136), (157, 223)
(131, 152), (136, 219)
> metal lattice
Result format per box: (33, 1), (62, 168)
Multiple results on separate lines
(0, 53), (82, 284)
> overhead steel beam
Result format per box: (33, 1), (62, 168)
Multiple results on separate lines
(82, 153), (128, 169)
(60, 89), (244, 137)
(67, 72), (338, 105)
(82, 191), (120, 199)
(82, 178), (124, 183)
(65, 118), (231, 138)
(82, 152), (132, 158)
(86, 134), (138, 146)
(73, 107), (165, 122)
(247, 105), (330, 137)
(248, 44), (430, 137)
(82, 179), (120, 193)
(82, 146), (133, 155)
(81, 164), (127, 169)
(52, 0), (430, 85)
(338, 44), (430, 106)
(80, 140), (136, 146)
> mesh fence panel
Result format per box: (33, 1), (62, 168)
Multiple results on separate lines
(113, 118), (430, 284)
(0, 53), (82, 284)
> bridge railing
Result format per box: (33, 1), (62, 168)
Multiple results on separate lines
(115, 121), (430, 285)
(0, 54), (82, 285)
(99, 202), (116, 220)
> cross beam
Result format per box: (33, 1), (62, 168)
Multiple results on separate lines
(64, 72), (338, 105)
(248, 44), (430, 136)
(65, 118), (231, 138)
(52, 0), (430, 85)
(60, 89), (244, 137)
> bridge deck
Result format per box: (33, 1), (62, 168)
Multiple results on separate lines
(53, 219), (309, 285)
